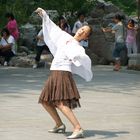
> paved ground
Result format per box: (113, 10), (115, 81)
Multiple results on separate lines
(0, 65), (140, 140)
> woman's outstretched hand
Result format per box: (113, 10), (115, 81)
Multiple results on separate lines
(35, 7), (44, 17)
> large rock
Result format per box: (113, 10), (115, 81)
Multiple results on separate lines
(128, 53), (140, 65)
(19, 23), (41, 50)
(10, 53), (53, 68)
(29, 12), (42, 25)
(127, 53), (140, 71)
(10, 55), (35, 67)
(88, 0), (127, 65)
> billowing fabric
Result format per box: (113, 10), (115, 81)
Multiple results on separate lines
(40, 8), (93, 81)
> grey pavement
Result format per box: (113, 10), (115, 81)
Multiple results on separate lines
(0, 65), (140, 140)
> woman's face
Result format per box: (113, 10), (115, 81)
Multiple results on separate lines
(128, 21), (134, 28)
(75, 26), (91, 40)
(79, 15), (85, 23)
(2, 32), (8, 39)
(7, 17), (11, 21)
(113, 18), (119, 23)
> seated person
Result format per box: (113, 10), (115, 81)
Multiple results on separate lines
(0, 28), (15, 66)
(33, 29), (50, 68)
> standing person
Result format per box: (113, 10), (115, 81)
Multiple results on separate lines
(35, 8), (93, 139)
(33, 29), (50, 69)
(5, 12), (19, 41)
(58, 16), (71, 34)
(102, 14), (126, 71)
(126, 19), (137, 55)
(72, 12), (89, 48)
(0, 28), (15, 66)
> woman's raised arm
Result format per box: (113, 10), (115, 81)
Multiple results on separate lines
(35, 8), (73, 54)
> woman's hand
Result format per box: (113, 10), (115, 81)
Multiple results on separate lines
(35, 8), (44, 17)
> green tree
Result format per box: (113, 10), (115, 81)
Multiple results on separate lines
(0, 0), (137, 29)
(105, 0), (137, 15)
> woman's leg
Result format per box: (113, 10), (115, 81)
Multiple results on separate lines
(113, 43), (121, 71)
(57, 103), (81, 131)
(35, 46), (44, 63)
(42, 101), (63, 127)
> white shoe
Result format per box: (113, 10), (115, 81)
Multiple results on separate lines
(48, 124), (66, 133)
(4, 61), (8, 66)
(33, 63), (38, 69)
(67, 129), (84, 139)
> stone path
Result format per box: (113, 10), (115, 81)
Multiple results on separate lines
(0, 66), (140, 140)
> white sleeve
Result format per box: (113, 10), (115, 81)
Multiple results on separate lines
(41, 8), (73, 56)
(64, 42), (93, 81)
(37, 29), (43, 37)
(8, 36), (15, 45)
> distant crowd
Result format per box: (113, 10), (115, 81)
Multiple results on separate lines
(0, 11), (139, 71)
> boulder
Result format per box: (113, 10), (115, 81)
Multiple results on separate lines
(18, 46), (30, 55)
(128, 53), (140, 65)
(19, 23), (41, 50)
(88, 0), (127, 65)
(10, 55), (35, 67)
(9, 53), (53, 68)
(29, 12), (42, 25)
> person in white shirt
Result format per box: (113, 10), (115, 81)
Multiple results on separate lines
(33, 29), (50, 68)
(0, 28), (15, 66)
(35, 8), (93, 139)
(72, 12), (89, 48)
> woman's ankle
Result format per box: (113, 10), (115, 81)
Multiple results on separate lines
(74, 125), (82, 131)
(56, 122), (63, 127)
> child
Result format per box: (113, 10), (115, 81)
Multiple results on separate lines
(126, 19), (137, 56)
(102, 14), (126, 71)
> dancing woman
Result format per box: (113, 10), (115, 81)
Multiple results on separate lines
(36, 8), (93, 139)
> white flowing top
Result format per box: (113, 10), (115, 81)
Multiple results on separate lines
(41, 9), (93, 82)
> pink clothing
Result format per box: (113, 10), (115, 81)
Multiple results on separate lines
(6, 19), (19, 40)
(126, 29), (136, 44)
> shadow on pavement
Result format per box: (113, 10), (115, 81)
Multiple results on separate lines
(64, 129), (129, 139)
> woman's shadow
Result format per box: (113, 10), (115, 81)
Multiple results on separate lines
(65, 129), (129, 139)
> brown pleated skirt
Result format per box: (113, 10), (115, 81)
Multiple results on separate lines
(38, 70), (81, 109)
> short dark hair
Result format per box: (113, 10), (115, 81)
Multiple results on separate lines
(58, 16), (65, 21)
(128, 19), (135, 26)
(114, 14), (124, 21)
(1, 28), (10, 36)
(77, 12), (85, 18)
(5, 12), (15, 20)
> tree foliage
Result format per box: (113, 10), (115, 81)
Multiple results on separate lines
(105, 0), (137, 15)
(0, 0), (137, 28)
